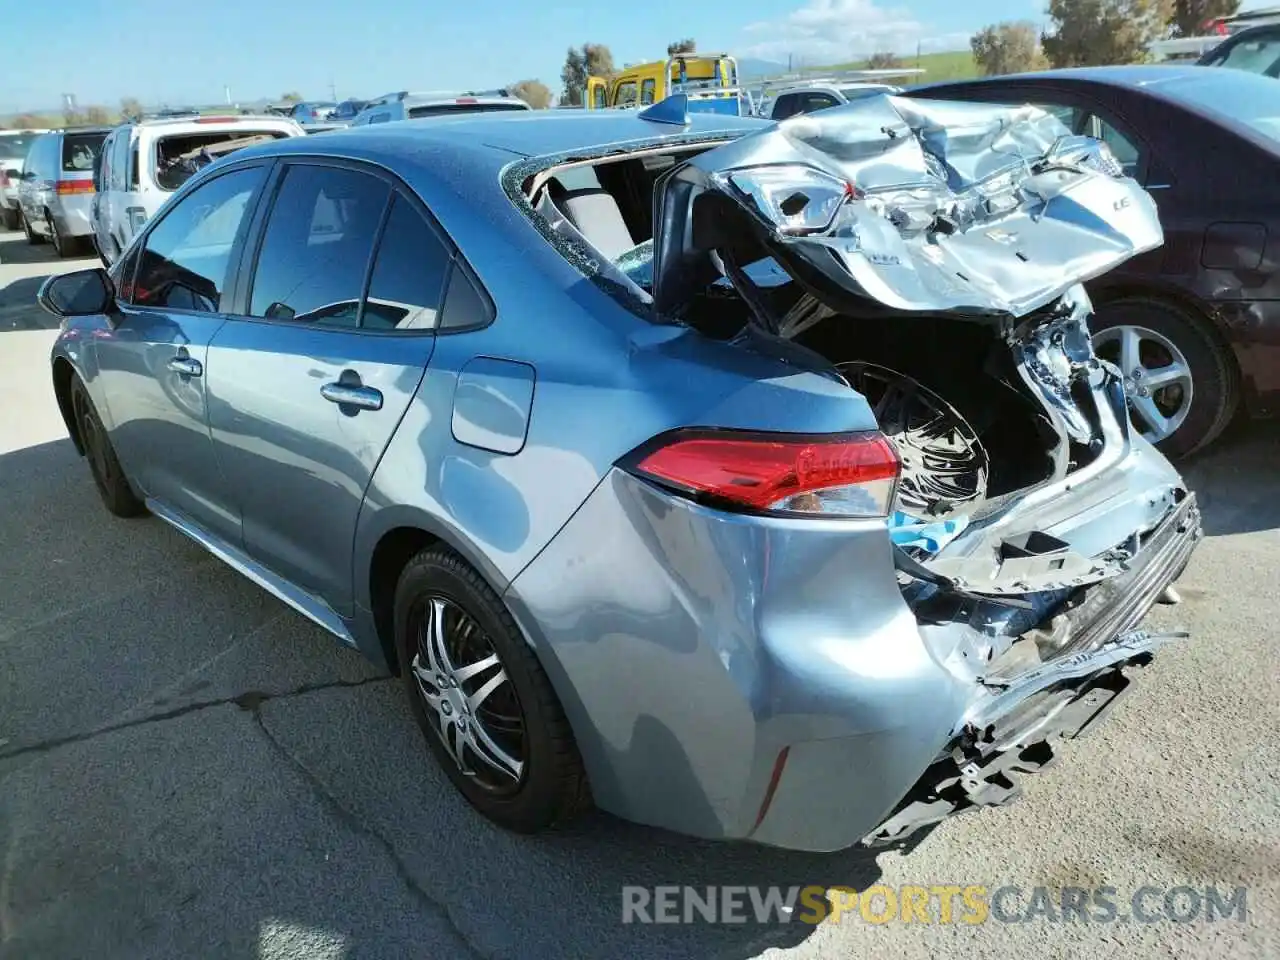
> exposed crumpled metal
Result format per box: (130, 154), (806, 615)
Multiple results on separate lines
(653, 95), (1164, 319)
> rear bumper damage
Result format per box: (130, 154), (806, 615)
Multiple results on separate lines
(867, 494), (1201, 847)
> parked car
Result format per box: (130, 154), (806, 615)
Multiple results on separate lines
(754, 79), (904, 120)
(1196, 23), (1280, 76)
(289, 101), (339, 126)
(329, 99), (370, 124)
(40, 101), (1199, 852)
(349, 89), (530, 125)
(0, 129), (46, 230)
(18, 127), (112, 257)
(913, 66), (1280, 457)
(90, 114), (304, 265)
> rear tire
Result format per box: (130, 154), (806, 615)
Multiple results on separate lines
(49, 213), (74, 258)
(1, 206), (18, 231)
(1091, 297), (1237, 459)
(394, 546), (590, 833)
(69, 376), (146, 518)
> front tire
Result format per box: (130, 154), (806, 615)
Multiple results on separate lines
(70, 377), (146, 518)
(394, 546), (590, 832)
(1091, 297), (1237, 459)
(21, 208), (44, 245)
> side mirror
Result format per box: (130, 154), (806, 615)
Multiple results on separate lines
(37, 268), (116, 318)
(4, 169), (18, 179)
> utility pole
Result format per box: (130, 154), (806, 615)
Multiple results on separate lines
(224, 84), (232, 106)
(329, 78), (337, 101)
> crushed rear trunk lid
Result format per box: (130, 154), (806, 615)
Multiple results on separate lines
(650, 95), (1163, 320)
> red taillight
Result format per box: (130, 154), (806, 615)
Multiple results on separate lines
(629, 430), (900, 518)
(195, 116), (236, 124)
(0, 171), (9, 188)
(56, 180), (94, 195)
(455, 97), (478, 104)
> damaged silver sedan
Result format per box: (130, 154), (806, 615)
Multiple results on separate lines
(46, 94), (1199, 852)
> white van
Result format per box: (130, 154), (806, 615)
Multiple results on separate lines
(90, 114), (304, 264)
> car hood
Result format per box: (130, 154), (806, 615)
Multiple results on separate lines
(650, 95), (1164, 320)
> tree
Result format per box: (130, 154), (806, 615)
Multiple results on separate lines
(560, 42), (615, 106)
(85, 106), (111, 125)
(510, 79), (552, 109)
(1172, 0), (1240, 36)
(120, 97), (144, 121)
(63, 109), (85, 126)
(971, 21), (1050, 76)
(281, 91), (303, 103)
(866, 51), (903, 69)
(1042, 0), (1175, 67)
(667, 38), (696, 55)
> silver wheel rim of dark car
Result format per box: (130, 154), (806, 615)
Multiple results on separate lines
(73, 389), (113, 492)
(410, 595), (526, 793)
(1092, 325), (1194, 443)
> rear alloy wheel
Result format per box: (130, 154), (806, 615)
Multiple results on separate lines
(69, 377), (146, 518)
(394, 547), (589, 832)
(49, 214), (74, 258)
(1091, 298), (1237, 458)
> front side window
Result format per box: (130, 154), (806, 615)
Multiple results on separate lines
(130, 165), (266, 311)
(614, 81), (639, 108)
(1089, 115), (1142, 176)
(640, 79), (657, 105)
(363, 195), (450, 330)
(248, 164), (389, 327)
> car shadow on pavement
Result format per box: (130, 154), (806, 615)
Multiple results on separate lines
(1180, 417), (1280, 536)
(0, 231), (94, 267)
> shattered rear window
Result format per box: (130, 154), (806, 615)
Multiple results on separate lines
(154, 130), (290, 191)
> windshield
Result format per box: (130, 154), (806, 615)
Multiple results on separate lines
(61, 132), (106, 172)
(1163, 70), (1280, 143)
(0, 134), (36, 162)
(1205, 31), (1280, 75)
(408, 102), (528, 118)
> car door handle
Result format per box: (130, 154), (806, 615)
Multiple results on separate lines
(320, 382), (383, 411)
(167, 356), (202, 377)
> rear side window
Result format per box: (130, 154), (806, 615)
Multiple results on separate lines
(363, 196), (450, 330)
(407, 102), (528, 118)
(248, 164), (389, 326)
(131, 166), (266, 311)
(62, 133), (105, 172)
(641, 79), (657, 105)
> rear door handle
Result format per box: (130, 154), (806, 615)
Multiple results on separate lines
(321, 381), (383, 411)
(167, 356), (202, 377)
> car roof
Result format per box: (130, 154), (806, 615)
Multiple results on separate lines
(129, 114), (297, 129)
(919, 64), (1217, 91)
(246, 108), (765, 164)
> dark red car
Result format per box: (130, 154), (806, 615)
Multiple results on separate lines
(912, 65), (1280, 457)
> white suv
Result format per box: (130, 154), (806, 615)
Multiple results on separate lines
(89, 114), (304, 264)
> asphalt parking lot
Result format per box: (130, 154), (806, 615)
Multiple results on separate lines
(0, 229), (1276, 960)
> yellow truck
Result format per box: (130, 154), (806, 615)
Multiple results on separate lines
(586, 53), (741, 111)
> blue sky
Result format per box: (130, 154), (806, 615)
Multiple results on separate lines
(5, 0), (1273, 112)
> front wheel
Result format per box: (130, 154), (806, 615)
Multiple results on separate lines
(70, 377), (146, 518)
(394, 547), (590, 832)
(1091, 298), (1237, 459)
(21, 209), (44, 245)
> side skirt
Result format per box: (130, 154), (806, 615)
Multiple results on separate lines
(146, 498), (357, 648)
